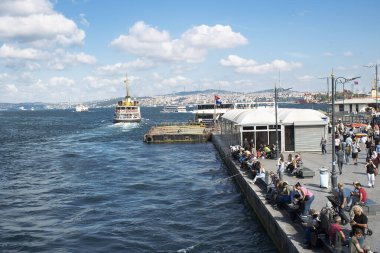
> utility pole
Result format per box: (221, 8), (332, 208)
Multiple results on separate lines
(376, 64), (378, 111)
(274, 83), (280, 159)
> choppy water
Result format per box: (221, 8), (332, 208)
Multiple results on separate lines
(0, 107), (277, 253)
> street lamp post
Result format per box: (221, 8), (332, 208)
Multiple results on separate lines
(275, 84), (279, 159)
(331, 74), (360, 189)
(364, 64), (379, 111)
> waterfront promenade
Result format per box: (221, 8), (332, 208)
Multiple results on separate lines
(213, 135), (379, 252)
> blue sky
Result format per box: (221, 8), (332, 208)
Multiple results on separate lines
(1, 0), (380, 103)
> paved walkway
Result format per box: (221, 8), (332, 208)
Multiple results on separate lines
(255, 140), (379, 251)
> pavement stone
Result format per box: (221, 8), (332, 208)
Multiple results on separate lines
(256, 139), (378, 252)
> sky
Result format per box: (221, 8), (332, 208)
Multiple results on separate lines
(1, 0), (380, 103)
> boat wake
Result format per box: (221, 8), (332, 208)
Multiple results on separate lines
(111, 122), (140, 131)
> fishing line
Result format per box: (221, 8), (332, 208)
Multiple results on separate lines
(214, 171), (249, 183)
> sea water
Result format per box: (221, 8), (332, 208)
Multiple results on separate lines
(0, 107), (277, 252)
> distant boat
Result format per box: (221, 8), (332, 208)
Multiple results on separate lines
(75, 104), (89, 112)
(161, 105), (187, 113)
(113, 73), (141, 123)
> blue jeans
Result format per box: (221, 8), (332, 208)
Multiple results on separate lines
(303, 195), (315, 215)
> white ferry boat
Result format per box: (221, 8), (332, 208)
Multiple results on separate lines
(161, 105), (187, 113)
(193, 102), (273, 126)
(75, 104), (89, 112)
(113, 73), (141, 123)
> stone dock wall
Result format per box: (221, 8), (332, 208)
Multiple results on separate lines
(212, 134), (301, 253)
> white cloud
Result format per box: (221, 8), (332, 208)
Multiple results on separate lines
(181, 24), (248, 48)
(0, 0), (53, 16)
(47, 49), (96, 70)
(220, 55), (302, 74)
(49, 76), (75, 87)
(110, 21), (246, 63)
(0, 0), (85, 46)
(297, 75), (315, 81)
(323, 52), (334, 57)
(5, 84), (18, 93)
(97, 58), (155, 75)
(79, 13), (90, 27)
(161, 75), (192, 87)
(0, 43), (46, 60)
(343, 51), (353, 57)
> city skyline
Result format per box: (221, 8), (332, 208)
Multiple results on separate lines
(0, 0), (379, 103)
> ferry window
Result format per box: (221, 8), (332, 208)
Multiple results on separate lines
(256, 126), (267, 130)
(243, 126), (254, 130)
(269, 125), (279, 129)
(339, 104), (344, 111)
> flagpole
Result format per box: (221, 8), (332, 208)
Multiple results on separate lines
(214, 95), (216, 126)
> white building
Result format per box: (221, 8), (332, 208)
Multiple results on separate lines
(221, 108), (329, 152)
(333, 98), (378, 113)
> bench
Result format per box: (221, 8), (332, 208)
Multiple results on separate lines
(298, 167), (315, 178)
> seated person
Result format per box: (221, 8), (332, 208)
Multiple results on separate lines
(350, 229), (373, 253)
(350, 205), (368, 248)
(264, 145), (272, 159)
(329, 216), (347, 247)
(251, 161), (265, 184)
(349, 182), (367, 210)
(302, 209), (320, 248)
(275, 181), (293, 207)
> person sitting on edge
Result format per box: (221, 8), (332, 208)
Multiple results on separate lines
(349, 182), (367, 210)
(350, 205), (368, 248)
(329, 216), (346, 247)
(350, 228), (373, 253)
(251, 160), (265, 184)
(264, 144), (271, 159)
(302, 208), (320, 249)
(275, 181), (293, 207)
(295, 182), (314, 216)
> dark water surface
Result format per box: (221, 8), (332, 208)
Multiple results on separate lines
(0, 107), (277, 253)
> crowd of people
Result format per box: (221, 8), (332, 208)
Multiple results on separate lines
(230, 134), (376, 252)
(327, 120), (379, 188)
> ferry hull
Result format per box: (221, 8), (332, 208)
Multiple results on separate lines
(113, 117), (141, 123)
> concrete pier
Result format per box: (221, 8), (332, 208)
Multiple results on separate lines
(212, 134), (379, 253)
(143, 123), (211, 143)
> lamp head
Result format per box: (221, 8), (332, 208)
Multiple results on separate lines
(349, 76), (361, 81)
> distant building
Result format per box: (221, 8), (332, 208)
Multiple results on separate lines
(221, 108), (328, 152)
(333, 98), (378, 113)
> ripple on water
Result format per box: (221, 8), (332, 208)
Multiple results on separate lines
(0, 108), (277, 253)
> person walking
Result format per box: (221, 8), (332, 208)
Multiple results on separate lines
(365, 159), (376, 188)
(320, 136), (327, 154)
(352, 140), (360, 165)
(345, 143), (352, 165)
(336, 146), (345, 175)
(277, 154), (285, 181)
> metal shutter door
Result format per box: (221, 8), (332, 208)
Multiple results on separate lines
(295, 126), (325, 151)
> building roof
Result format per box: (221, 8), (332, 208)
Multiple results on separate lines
(333, 97), (377, 105)
(222, 108), (329, 126)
